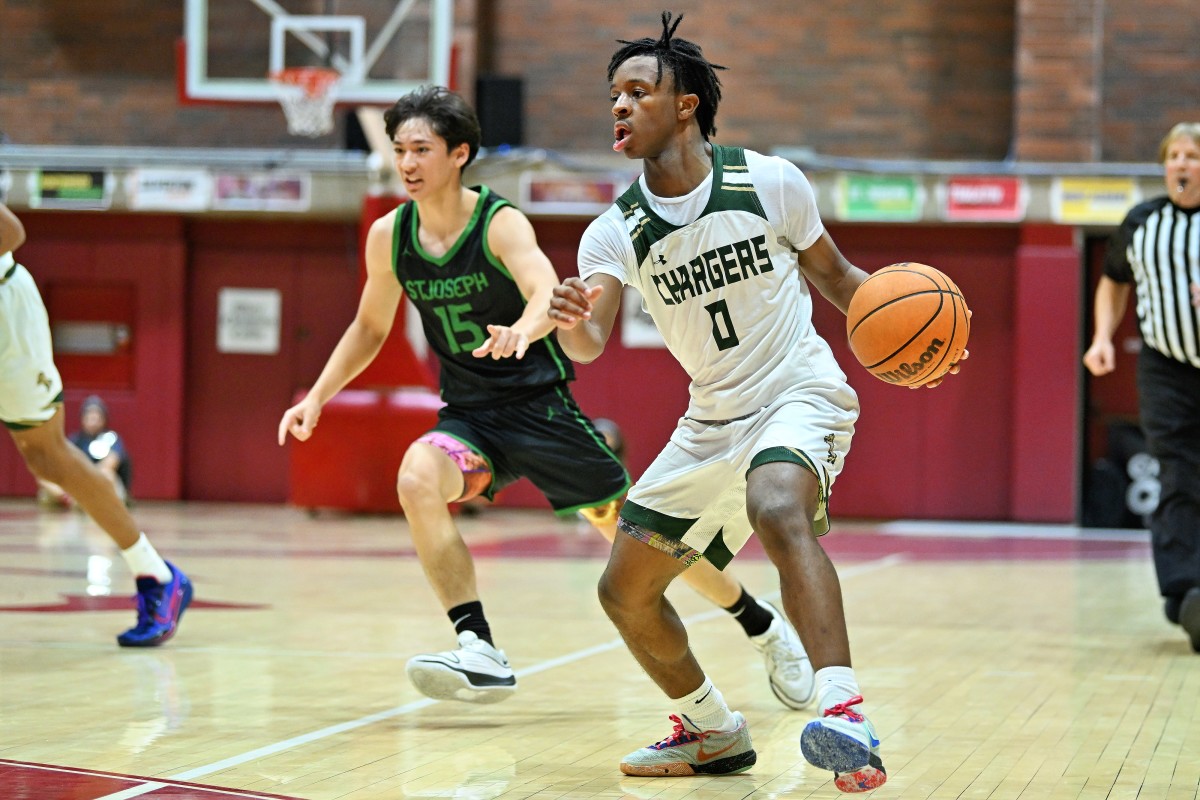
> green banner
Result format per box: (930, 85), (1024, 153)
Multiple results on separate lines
(837, 174), (924, 221)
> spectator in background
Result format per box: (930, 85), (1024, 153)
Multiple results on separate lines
(1083, 121), (1200, 653)
(38, 395), (132, 507)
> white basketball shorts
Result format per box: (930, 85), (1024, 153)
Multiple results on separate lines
(0, 260), (64, 429)
(620, 381), (858, 569)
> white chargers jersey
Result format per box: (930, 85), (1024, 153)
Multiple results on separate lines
(579, 145), (852, 421)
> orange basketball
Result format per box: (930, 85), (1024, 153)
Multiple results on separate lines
(846, 262), (970, 387)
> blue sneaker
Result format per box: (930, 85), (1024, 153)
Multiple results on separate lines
(117, 562), (193, 647)
(801, 695), (887, 793)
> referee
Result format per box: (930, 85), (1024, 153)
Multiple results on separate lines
(1084, 121), (1200, 653)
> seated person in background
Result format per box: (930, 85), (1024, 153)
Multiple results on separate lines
(39, 395), (132, 507)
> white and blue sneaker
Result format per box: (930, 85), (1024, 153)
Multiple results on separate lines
(801, 695), (887, 792)
(750, 602), (816, 710)
(405, 631), (517, 704)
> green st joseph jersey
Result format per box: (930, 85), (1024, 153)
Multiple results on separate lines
(392, 186), (573, 407)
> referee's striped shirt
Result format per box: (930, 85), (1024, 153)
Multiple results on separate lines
(1104, 197), (1200, 368)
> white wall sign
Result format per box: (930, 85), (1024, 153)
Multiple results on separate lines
(126, 168), (212, 211)
(217, 288), (281, 354)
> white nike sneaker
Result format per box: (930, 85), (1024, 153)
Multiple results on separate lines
(750, 602), (816, 710)
(405, 631), (517, 704)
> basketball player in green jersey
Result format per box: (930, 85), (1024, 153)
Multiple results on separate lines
(278, 85), (817, 707)
(551, 12), (965, 788)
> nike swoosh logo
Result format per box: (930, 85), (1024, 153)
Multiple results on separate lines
(695, 688), (712, 705)
(696, 739), (739, 762)
(452, 614), (471, 626)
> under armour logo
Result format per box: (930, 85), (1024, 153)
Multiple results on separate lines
(36, 372), (51, 391)
(656, 254), (667, 265)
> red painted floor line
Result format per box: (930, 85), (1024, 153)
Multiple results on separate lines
(0, 758), (303, 799)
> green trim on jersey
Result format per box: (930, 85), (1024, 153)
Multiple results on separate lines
(2, 391), (64, 430)
(408, 186), (492, 267)
(554, 386), (623, 463)
(619, 500), (736, 570)
(619, 500), (697, 538)
(615, 145), (768, 266)
(552, 482), (630, 519)
(479, 198), (514, 281)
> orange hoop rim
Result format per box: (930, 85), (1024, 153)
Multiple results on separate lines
(268, 66), (341, 97)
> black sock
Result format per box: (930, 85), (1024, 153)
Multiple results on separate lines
(448, 601), (493, 646)
(724, 587), (774, 637)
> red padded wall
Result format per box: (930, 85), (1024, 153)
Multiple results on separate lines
(0, 213), (186, 500)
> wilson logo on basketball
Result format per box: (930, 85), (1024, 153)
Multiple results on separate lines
(875, 338), (945, 384)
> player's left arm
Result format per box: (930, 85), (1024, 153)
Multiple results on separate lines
(796, 233), (870, 315)
(474, 206), (559, 360)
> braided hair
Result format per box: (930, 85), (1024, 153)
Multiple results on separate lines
(607, 11), (727, 140)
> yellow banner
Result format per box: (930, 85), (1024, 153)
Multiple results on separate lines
(1051, 177), (1141, 224)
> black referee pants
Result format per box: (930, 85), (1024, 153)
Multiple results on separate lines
(1137, 345), (1200, 601)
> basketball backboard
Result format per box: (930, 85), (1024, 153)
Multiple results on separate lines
(181, 0), (453, 105)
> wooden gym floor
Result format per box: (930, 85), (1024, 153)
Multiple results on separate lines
(0, 499), (1197, 799)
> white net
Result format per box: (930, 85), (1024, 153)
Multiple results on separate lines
(269, 68), (341, 137)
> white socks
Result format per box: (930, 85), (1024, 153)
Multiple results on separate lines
(120, 533), (172, 584)
(814, 665), (862, 711)
(675, 676), (737, 732)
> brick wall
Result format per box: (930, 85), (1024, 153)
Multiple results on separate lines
(1100, 0), (1200, 162)
(484, 0), (1015, 159)
(0, 0), (1195, 161)
(1013, 0), (1103, 161)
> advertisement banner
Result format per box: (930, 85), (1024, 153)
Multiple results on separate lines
(940, 176), (1027, 222)
(28, 169), (113, 209)
(836, 174), (925, 221)
(126, 168), (212, 211)
(520, 174), (624, 216)
(1051, 177), (1141, 225)
(212, 172), (311, 212)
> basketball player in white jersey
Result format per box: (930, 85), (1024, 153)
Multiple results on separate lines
(549, 11), (964, 791)
(0, 201), (192, 647)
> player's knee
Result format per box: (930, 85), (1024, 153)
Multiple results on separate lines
(596, 570), (626, 621)
(395, 465), (441, 508)
(749, 495), (796, 534)
(14, 438), (64, 483)
(750, 497), (816, 554)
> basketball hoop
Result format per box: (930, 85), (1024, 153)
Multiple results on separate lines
(269, 67), (341, 137)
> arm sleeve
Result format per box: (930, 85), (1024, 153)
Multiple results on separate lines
(577, 212), (633, 285)
(1103, 215), (1136, 284)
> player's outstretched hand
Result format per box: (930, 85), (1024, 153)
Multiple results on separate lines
(278, 397), (321, 445)
(549, 278), (603, 329)
(472, 324), (529, 360)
